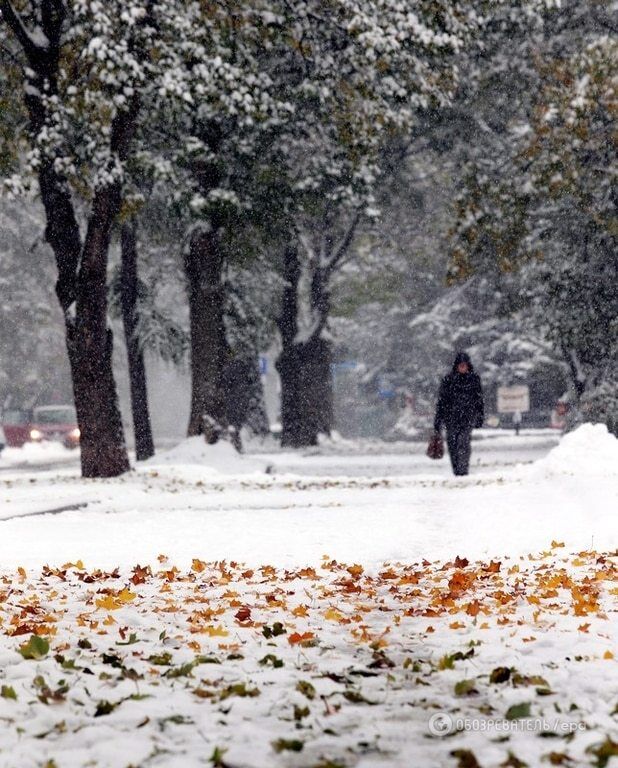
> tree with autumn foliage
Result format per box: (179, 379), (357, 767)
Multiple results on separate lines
(450, 31), (617, 433)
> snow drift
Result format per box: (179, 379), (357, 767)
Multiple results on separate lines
(0, 440), (76, 468)
(144, 436), (270, 475)
(534, 422), (618, 476)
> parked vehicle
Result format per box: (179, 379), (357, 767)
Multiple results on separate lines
(29, 405), (80, 448)
(1, 408), (33, 448)
(0, 424), (5, 454)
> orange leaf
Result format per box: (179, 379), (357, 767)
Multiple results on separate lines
(130, 565), (151, 585)
(288, 632), (315, 645)
(346, 564), (364, 579)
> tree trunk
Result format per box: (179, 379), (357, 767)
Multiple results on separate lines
(185, 225), (228, 441)
(71, 181), (131, 477)
(301, 336), (334, 437)
(244, 354), (271, 437)
(120, 220), (155, 461)
(222, 354), (270, 444)
(276, 246), (304, 447)
(276, 246), (334, 447)
(3, 1), (133, 477)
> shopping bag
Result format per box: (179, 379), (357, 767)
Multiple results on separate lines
(426, 431), (444, 460)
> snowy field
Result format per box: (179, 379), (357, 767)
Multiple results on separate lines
(0, 426), (616, 767)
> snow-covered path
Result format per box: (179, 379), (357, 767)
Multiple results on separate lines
(0, 429), (559, 477)
(0, 460), (613, 572)
(0, 428), (613, 572)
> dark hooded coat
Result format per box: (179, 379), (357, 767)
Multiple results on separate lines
(434, 353), (484, 433)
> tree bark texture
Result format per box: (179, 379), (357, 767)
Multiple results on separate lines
(120, 220), (155, 461)
(185, 225), (228, 441)
(71, 167), (132, 477)
(276, 246), (334, 448)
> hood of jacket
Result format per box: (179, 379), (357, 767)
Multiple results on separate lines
(452, 352), (474, 374)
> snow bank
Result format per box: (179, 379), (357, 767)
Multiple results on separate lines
(144, 436), (269, 475)
(534, 422), (618, 476)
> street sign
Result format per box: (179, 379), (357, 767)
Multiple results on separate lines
(497, 385), (530, 414)
(259, 356), (268, 375)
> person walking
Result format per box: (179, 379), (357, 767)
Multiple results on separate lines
(433, 352), (484, 476)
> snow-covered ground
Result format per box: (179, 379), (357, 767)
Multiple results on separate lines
(0, 440), (78, 471)
(0, 425), (616, 767)
(0, 428), (559, 477)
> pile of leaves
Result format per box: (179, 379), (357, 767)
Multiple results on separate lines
(0, 546), (616, 767)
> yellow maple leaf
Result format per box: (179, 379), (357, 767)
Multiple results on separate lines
(324, 607), (345, 622)
(95, 595), (120, 611)
(202, 625), (229, 637)
(527, 595), (541, 605)
(95, 589), (135, 611)
(603, 650), (614, 660)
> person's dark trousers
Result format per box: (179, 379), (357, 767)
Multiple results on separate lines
(446, 429), (472, 476)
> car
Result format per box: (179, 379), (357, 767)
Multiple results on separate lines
(1, 408), (33, 448)
(29, 405), (80, 449)
(0, 423), (5, 454)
